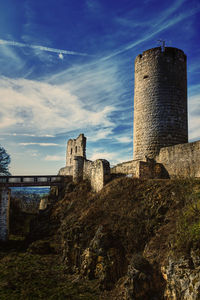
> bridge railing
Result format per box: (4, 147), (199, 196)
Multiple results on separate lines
(0, 175), (64, 185)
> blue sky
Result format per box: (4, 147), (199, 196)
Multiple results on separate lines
(0, 0), (200, 175)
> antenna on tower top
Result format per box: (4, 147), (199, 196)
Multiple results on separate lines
(157, 40), (165, 52)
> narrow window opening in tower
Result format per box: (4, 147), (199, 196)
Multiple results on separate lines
(71, 148), (73, 154)
(143, 75), (149, 79)
(75, 146), (77, 153)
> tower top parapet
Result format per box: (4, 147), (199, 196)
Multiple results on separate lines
(135, 46), (186, 63)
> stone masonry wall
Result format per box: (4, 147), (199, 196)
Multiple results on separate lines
(111, 159), (167, 179)
(73, 156), (84, 183)
(156, 141), (200, 178)
(83, 159), (93, 180)
(133, 47), (188, 160)
(59, 134), (110, 192)
(83, 159), (110, 192)
(111, 160), (140, 175)
(90, 160), (110, 192)
(0, 188), (10, 241)
(58, 166), (73, 176)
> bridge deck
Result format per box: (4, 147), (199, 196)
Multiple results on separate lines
(0, 175), (69, 187)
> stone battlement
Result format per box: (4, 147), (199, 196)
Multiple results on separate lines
(135, 46), (186, 62)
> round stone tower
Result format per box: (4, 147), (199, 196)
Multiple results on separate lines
(133, 46), (188, 160)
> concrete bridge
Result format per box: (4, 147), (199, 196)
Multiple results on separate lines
(0, 175), (71, 241)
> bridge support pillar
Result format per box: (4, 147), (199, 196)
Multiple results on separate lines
(0, 188), (10, 241)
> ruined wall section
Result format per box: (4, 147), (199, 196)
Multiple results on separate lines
(59, 133), (111, 192)
(83, 159), (110, 192)
(58, 134), (111, 192)
(58, 166), (73, 176)
(156, 141), (200, 178)
(111, 160), (139, 175)
(134, 47), (188, 160)
(66, 134), (86, 167)
(83, 159), (93, 180)
(111, 159), (167, 179)
(0, 188), (10, 241)
(90, 160), (110, 192)
(73, 156), (84, 183)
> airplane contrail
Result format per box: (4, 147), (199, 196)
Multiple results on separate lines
(0, 39), (89, 57)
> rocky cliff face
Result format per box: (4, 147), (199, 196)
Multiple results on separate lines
(29, 178), (200, 299)
(161, 252), (200, 300)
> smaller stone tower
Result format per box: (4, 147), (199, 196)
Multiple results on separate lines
(66, 133), (86, 167)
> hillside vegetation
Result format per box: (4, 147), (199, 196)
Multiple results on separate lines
(1, 177), (200, 299)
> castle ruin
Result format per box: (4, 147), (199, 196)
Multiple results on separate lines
(59, 46), (200, 190)
(59, 134), (110, 192)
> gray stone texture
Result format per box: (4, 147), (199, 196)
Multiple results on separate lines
(84, 159), (110, 192)
(58, 134), (110, 192)
(111, 159), (167, 179)
(133, 47), (188, 160)
(111, 160), (140, 175)
(0, 188), (10, 241)
(66, 133), (86, 167)
(73, 156), (84, 183)
(156, 141), (200, 178)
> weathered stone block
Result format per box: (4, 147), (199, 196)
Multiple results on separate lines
(0, 188), (10, 241)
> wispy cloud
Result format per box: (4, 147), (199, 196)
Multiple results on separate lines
(86, 0), (102, 13)
(45, 155), (64, 161)
(102, 3), (200, 61)
(87, 128), (113, 142)
(1, 133), (55, 137)
(0, 39), (90, 57)
(115, 136), (132, 143)
(188, 94), (200, 141)
(19, 142), (59, 146)
(89, 148), (132, 165)
(0, 76), (115, 135)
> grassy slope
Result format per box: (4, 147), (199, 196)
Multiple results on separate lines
(0, 177), (200, 299)
(55, 178), (200, 257)
(0, 240), (100, 300)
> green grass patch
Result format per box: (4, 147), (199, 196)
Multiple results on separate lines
(173, 185), (200, 254)
(0, 238), (100, 300)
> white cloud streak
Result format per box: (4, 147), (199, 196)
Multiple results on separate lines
(1, 133), (55, 137)
(0, 39), (90, 57)
(0, 77), (115, 135)
(102, 4), (200, 61)
(188, 94), (200, 141)
(89, 149), (132, 165)
(87, 128), (114, 142)
(19, 142), (59, 146)
(115, 136), (132, 143)
(45, 155), (64, 161)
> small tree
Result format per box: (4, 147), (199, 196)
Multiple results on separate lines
(0, 146), (11, 175)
